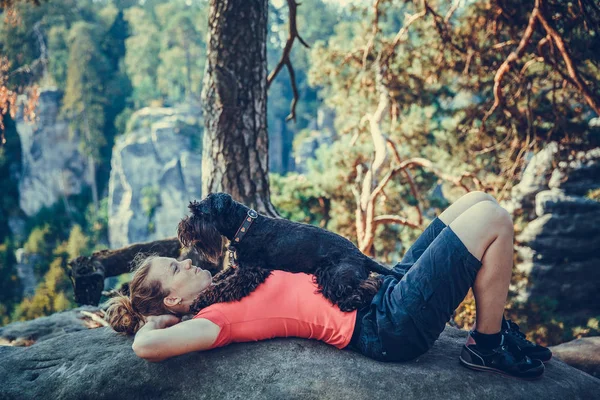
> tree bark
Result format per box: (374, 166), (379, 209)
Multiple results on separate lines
(201, 0), (279, 216)
(68, 238), (223, 306)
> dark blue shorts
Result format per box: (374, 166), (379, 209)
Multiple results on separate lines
(348, 218), (482, 362)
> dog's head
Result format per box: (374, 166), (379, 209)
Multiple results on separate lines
(177, 193), (234, 264)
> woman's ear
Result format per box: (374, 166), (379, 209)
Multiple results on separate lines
(163, 296), (181, 308)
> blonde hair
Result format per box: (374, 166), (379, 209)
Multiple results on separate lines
(104, 253), (171, 335)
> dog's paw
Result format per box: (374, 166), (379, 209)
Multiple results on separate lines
(337, 296), (363, 312)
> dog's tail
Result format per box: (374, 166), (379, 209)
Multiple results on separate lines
(364, 258), (405, 280)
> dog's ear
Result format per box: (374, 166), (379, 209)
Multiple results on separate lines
(211, 192), (233, 213)
(177, 214), (223, 264)
(188, 198), (211, 216)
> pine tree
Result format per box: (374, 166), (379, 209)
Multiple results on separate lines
(61, 21), (111, 213)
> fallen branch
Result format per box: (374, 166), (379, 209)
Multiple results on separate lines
(68, 238), (223, 306)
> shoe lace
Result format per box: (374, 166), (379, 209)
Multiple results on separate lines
(505, 319), (533, 346)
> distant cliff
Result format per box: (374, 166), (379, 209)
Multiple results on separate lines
(16, 88), (93, 217)
(107, 106), (203, 248)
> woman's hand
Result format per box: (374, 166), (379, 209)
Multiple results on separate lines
(145, 314), (181, 329)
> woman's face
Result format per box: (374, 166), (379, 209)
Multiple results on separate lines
(147, 257), (213, 313)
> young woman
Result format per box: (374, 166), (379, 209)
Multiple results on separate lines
(105, 191), (551, 380)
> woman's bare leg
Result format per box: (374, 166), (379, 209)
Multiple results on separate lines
(448, 200), (514, 334)
(437, 191), (498, 226)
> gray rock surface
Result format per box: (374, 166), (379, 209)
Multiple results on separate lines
(548, 148), (600, 195)
(513, 146), (600, 314)
(535, 189), (600, 217)
(108, 106), (203, 248)
(0, 326), (598, 400)
(550, 336), (600, 378)
(16, 88), (93, 216)
(0, 306), (102, 346)
(505, 142), (558, 213)
(13, 249), (38, 298)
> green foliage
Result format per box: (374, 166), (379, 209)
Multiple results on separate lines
(0, 113), (21, 243)
(66, 224), (90, 260)
(141, 185), (161, 233)
(23, 224), (52, 257)
(124, 0), (206, 108)
(586, 188), (600, 202)
(62, 21), (110, 160)
(11, 252), (76, 322)
(270, 173), (328, 225)
(0, 241), (22, 325)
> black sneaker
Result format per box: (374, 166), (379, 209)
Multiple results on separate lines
(459, 332), (545, 380)
(502, 319), (552, 362)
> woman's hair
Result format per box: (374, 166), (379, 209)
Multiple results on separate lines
(104, 253), (171, 336)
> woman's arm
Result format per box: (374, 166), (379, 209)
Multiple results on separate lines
(132, 316), (221, 362)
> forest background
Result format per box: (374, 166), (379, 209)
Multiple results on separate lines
(0, 0), (599, 348)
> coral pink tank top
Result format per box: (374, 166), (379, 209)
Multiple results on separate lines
(193, 270), (357, 349)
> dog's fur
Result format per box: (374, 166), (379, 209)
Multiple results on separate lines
(179, 193), (401, 313)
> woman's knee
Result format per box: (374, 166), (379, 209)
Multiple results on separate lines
(461, 190), (498, 206)
(439, 191), (497, 225)
(483, 201), (513, 234)
(449, 201), (512, 260)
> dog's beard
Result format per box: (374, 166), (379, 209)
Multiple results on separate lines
(177, 215), (224, 264)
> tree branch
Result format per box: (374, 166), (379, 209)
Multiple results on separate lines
(535, 0), (600, 115)
(362, 0), (382, 68)
(374, 215), (421, 229)
(482, 2), (539, 126)
(267, 0), (310, 122)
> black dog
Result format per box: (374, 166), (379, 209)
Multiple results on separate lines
(178, 192), (403, 312)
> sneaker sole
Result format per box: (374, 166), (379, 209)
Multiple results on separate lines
(459, 355), (544, 381)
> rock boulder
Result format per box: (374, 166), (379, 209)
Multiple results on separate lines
(0, 306), (103, 347)
(0, 326), (598, 400)
(550, 336), (600, 378)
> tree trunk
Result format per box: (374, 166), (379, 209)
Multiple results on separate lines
(201, 0), (278, 216)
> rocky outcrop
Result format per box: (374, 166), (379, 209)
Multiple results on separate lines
(13, 249), (38, 298)
(550, 336), (600, 378)
(108, 106), (202, 249)
(512, 146), (600, 313)
(0, 306), (103, 347)
(505, 142), (558, 214)
(16, 88), (93, 217)
(0, 325), (598, 400)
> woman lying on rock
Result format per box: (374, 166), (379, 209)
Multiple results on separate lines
(105, 191), (551, 380)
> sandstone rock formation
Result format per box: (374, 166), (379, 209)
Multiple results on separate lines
(0, 306), (103, 347)
(550, 336), (600, 378)
(108, 106), (203, 249)
(16, 88), (93, 217)
(512, 146), (600, 314)
(0, 325), (598, 400)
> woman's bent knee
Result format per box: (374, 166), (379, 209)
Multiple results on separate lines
(449, 201), (512, 260)
(461, 191), (498, 205)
